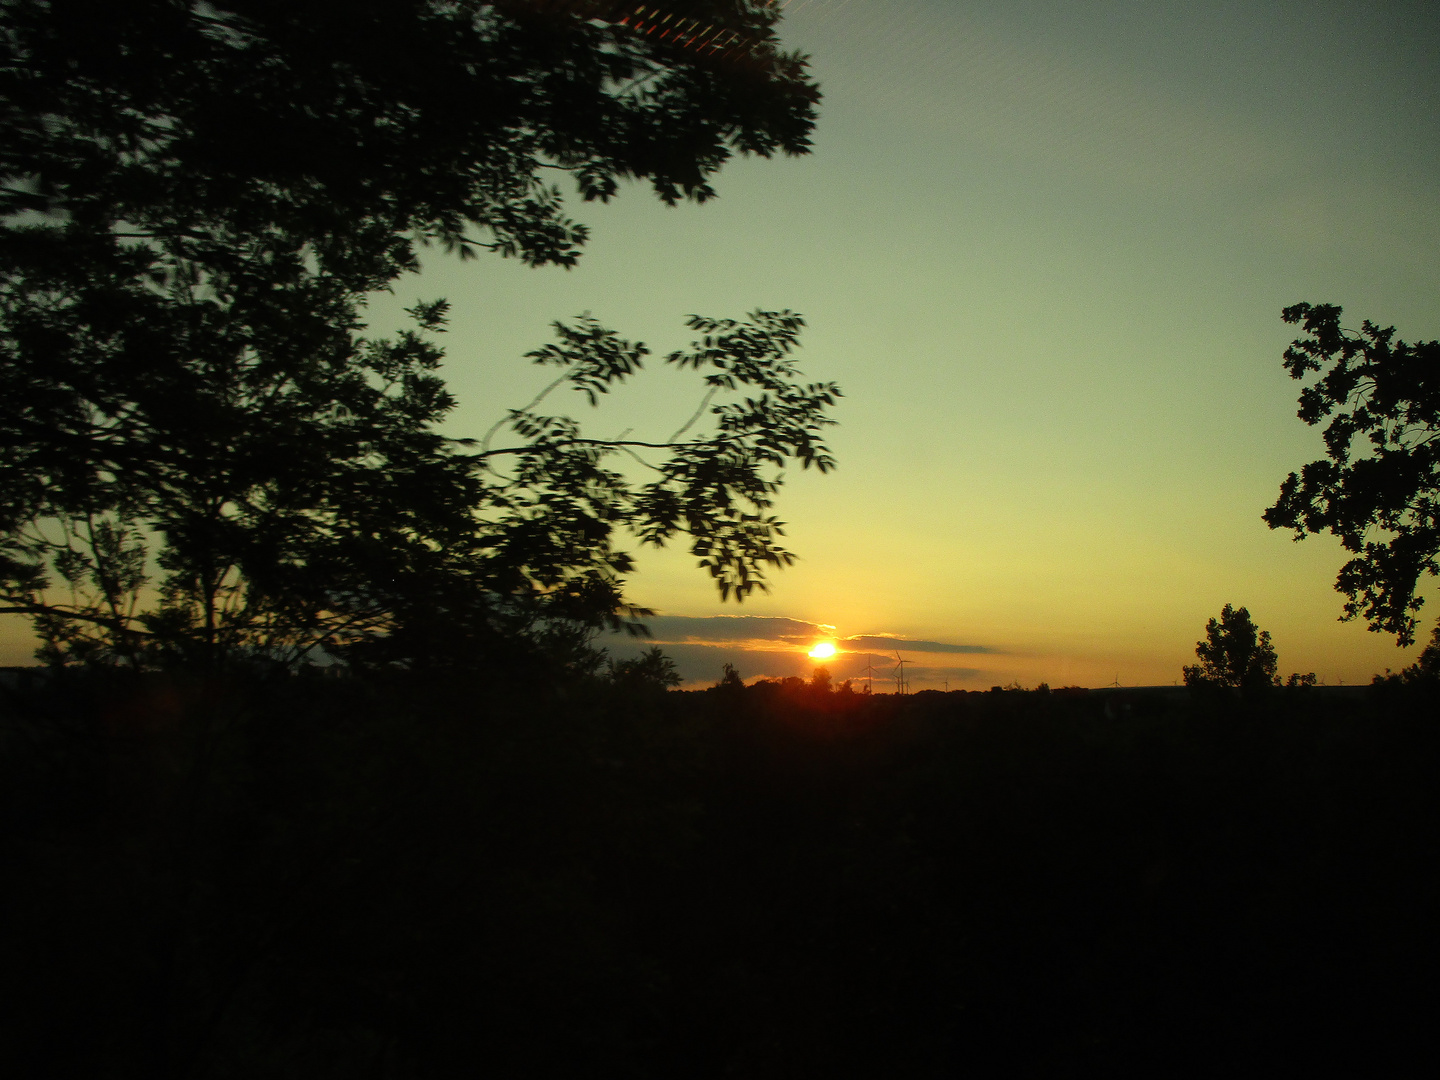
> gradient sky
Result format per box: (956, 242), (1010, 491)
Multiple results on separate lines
(6, 1), (1437, 686)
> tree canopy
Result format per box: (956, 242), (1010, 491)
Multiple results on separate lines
(0, 0), (835, 669)
(1264, 303), (1440, 646)
(1182, 604), (1278, 694)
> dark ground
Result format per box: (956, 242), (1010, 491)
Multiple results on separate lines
(3, 671), (1438, 1077)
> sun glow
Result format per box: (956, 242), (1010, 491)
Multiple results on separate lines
(808, 641), (837, 660)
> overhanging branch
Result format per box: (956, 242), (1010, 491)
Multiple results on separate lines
(473, 437), (704, 459)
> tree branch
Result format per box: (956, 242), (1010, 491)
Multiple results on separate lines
(472, 437), (706, 460)
(0, 602), (155, 634)
(668, 385), (717, 442)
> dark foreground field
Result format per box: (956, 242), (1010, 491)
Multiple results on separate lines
(3, 672), (1438, 1077)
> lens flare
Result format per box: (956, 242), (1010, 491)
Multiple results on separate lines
(808, 642), (837, 660)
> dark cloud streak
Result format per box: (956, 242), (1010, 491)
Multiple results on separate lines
(617, 616), (993, 654)
(598, 615), (998, 686)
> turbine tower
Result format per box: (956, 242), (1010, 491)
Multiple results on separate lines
(893, 651), (912, 696)
(859, 656), (877, 694)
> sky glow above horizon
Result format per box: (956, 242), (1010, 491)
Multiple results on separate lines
(582, 0), (1440, 688)
(4, 1), (1437, 687)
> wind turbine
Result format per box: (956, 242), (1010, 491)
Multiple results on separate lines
(893, 651), (912, 695)
(859, 656), (877, 694)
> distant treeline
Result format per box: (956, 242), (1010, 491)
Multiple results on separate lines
(3, 670), (1438, 1077)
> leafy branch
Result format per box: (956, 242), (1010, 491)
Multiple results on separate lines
(1265, 302), (1440, 645)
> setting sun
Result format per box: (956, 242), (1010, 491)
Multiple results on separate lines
(808, 642), (837, 660)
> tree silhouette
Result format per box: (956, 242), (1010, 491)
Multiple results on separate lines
(0, 0), (830, 669)
(1264, 303), (1440, 646)
(715, 662), (745, 692)
(607, 644), (682, 691)
(1408, 621), (1440, 682)
(1182, 604), (1278, 694)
